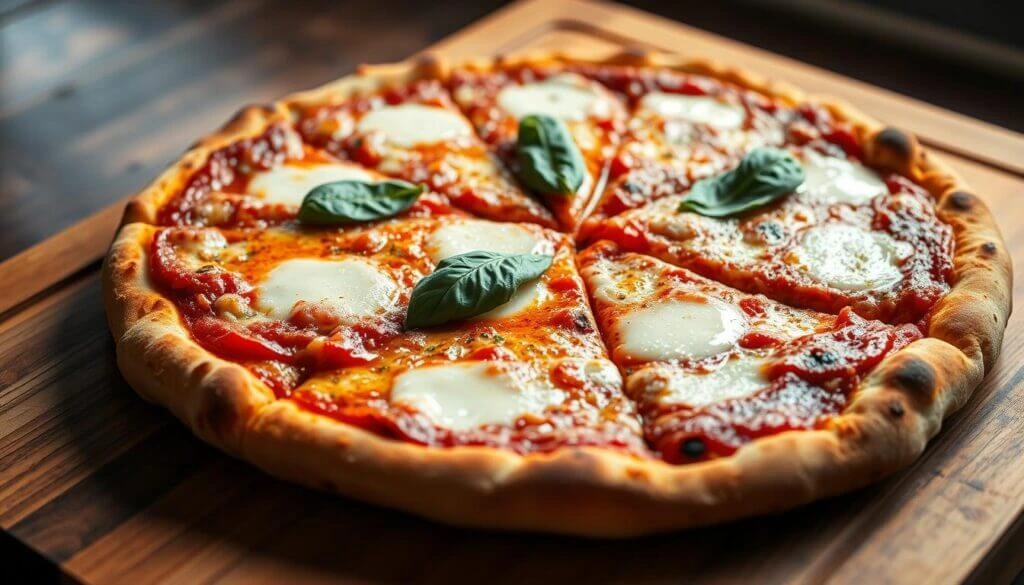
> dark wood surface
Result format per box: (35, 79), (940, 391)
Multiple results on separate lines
(2, 1), (1023, 583)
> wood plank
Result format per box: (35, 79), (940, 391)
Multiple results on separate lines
(1, 2), (1022, 584)
(0, 275), (168, 528)
(0, 199), (123, 315)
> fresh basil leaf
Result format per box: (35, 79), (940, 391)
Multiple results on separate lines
(298, 180), (423, 225)
(678, 148), (804, 217)
(515, 114), (586, 196)
(405, 251), (553, 329)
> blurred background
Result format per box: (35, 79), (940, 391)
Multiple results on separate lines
(1, 0), (1021, 260)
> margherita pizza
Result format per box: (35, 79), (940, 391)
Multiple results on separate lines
(104, 50), (1011, 536)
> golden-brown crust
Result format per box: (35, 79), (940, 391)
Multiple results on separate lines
(102, 223), (274, 453)
(102, 48), (1012, 536)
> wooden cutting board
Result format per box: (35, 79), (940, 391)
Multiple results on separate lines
(2, 1), (1022, 583)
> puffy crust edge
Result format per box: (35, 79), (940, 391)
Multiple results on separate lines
(103, 48), (1011, 537)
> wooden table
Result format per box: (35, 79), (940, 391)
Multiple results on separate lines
(2, 1), (1023, 583)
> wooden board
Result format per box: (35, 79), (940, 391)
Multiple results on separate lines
(2, 1), (1023, 583)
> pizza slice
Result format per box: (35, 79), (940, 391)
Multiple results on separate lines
(146, 216), (644, 454)
(154, 122), (453, 228)
(291, 77), (557, 228)
(449, 61), (628, 230)
(578, 241), (921, 462)
(576, 65), (798, 232)
(584, 144), (954, 322)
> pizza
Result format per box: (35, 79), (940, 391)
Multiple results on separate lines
(103, 50), (1011, 536)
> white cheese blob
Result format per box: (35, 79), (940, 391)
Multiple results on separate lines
(255, 258), (397, 320)
(662, 358), (767, 406)
(248, 162), (374, 207)
(497, 75), (603, 121)
(618, 297), (747, 361)
(357, 103), (473, 147)
(798, 151), (888, 205)
(640, 92), (746, 129)
(426, 219), (552, 263)
(390, 362), (565, 430)
(473, 280), (549, 321)
(792, 224), (912, 291)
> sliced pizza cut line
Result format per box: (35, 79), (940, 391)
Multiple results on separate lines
(292, 78), (557, 229)
(449, 65), (629, 231)
(572, 64), (801, 230)
(583, 145), (953, 322)
(578, 241), (922, 463)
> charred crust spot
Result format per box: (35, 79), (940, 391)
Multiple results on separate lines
(888, 400), (905, 418)
(948, 191), (975, 211)
(886, 357), (936, 399)
(981, 242), (998, 256)
(200, 385), (242, 439)
(680, 438), (706, 459)
(320, 479), (340, 493)
(875, 127), (913, 160)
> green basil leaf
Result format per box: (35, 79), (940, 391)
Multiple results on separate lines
(298, 180), (424, 225)
(678, 148), (804, 217)
(515, 114), (586, 196)
(405, 251), (553, 329)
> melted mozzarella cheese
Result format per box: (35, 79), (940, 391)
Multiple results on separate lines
(248, 162), (373, 207)
(255, 258), (397, 320)
(618, 297), (747, 361)
(357, 104), (473, 147)
(497, 74), (603, 121)
(473, 280), (549, 321)
(798, 152), (887, 205)
(573, 358), (623, 389)
(661, 358), (768, 406)
(792, 224), (912, 291)
(390, 362), (565, 430)
(640, 92), (746, 129)
(426, 219), (552, 263)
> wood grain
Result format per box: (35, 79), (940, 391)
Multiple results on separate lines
(1, 1), (1022, 584)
